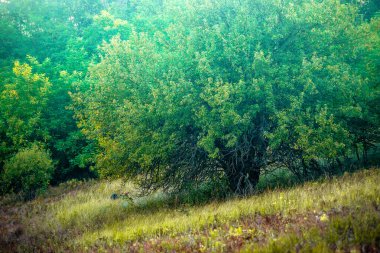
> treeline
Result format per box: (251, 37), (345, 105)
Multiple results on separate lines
(0, 0), (379, 198)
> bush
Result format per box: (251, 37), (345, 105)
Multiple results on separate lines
(2, 144), (54, 199)
(255, 168), (298, 193)
(177, 177), (230, 205)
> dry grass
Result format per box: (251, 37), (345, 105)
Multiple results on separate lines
(1, 167), (379, 252)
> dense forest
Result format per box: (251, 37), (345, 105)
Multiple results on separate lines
(0, 0), (379, 199)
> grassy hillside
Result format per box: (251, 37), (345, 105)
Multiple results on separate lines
(1, 168), (379, 252)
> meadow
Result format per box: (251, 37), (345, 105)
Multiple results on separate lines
(1, 1), (379, 252)
(1, 167), (379, 252)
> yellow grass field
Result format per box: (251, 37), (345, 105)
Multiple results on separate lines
(1, 168), (379, 252)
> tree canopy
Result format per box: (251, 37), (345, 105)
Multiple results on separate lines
(0, 0), (379, 196)
(75, 0), (379, 193)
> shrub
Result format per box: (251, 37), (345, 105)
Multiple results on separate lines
(255, 168), (298, 192)
(178, 177), (230, 205)
(2, 144), (54, 199)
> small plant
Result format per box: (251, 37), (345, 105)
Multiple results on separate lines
(1, 144), (54, 200)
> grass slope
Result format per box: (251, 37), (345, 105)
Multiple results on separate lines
(1, 168), (379, 252)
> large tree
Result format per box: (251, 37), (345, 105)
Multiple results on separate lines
(75, 0), (379, 194)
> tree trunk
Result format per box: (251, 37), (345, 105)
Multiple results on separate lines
(363, 142), (368, 166)
(217, 117), (268, 195)
(225, 166), (260, 195)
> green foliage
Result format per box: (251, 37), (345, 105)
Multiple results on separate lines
(0, 0), (379, 196)
(0, 0), (105, 63)
(177, 177), (230, 205)
(75, 0), (380, 193)
(0, 58), (94, 184)
(2, 144), (54, 199)
(0, 0), (119, 185)
(82, 10), (133, 56)
(255, 168), (298, 192)
(0, 59), (52, 148)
